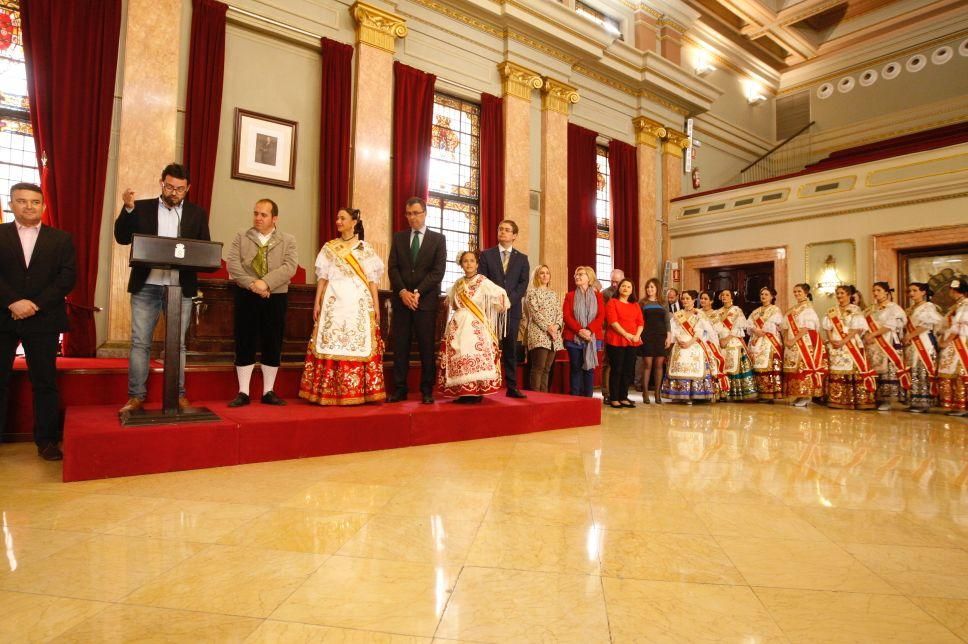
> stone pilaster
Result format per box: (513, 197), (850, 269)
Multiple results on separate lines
(498, 61), (542, 253)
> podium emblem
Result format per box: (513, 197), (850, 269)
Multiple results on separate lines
(174, 243), (186, 259)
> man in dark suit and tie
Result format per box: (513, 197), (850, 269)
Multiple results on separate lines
(114, 163), (211, 414)
(0, 183), (76, 460)
(387, 197), (447, 404)
(478, 219), (530, 398)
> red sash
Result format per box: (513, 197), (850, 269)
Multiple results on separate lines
(829, 311), (877, 392)
(681, 313), (730, 391)
(906, 318), (938, 395)
(753, 315), (783, 361)
(721, 309), (749, 353)
(952, 312), (968, 382)
(865, 311), (910, 391)
(787, 311), (825, 388)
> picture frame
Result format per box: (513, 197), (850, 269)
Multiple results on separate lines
(805, 238), (855, 311)
(231, 108), (297, 189)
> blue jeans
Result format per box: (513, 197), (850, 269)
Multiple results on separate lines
(128, 284), (192, 399)
(565, 341), (595, 397)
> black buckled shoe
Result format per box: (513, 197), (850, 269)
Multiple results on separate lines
(261, 391), (286, 405)
(228, 392), (250, 408)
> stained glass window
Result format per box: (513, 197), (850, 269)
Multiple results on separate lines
(0, 0), (38, 224)
(595, 145), (612, 282)
(428, 93), (481, 290)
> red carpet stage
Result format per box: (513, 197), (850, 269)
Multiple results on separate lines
(62, 392), (601, 482)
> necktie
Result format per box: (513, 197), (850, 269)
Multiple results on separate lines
(251, 240), (269, 278)
(501, 249), (509, 272)
(410, 230), (421, 263)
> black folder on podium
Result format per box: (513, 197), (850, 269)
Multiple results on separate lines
(120, 234), (223, 427)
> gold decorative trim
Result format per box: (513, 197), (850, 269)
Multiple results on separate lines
(507, 29), (579, 66)
(633, 116), (666, 147)
(796, 175), (856, 199)
(499, 61), (543, 101)
(865, 152), (968, 188)
(572, 63), (637, 97)
(641, 89), (690, 116)
(657, 17), (688, 34)
(541, 77), (580, 114)
(351, 2), (407, 53)
(662, 128), (690, 157)
(406, 0), (502, 38)
(637, 5), (662, 21)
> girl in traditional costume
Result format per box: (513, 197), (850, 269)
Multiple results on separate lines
(661, 290), (725, 403)
(780, 283), (826, 407)
(862, 282), (908, 411)
(938, 278), (968, 417)
(823, 284), (877, 410)
(902, 282), (943, 413)
(438, 250), (510, 403)
(300, 208), (386, 405)
(716, 289), (758, 401)
(748, 286), (784, 401)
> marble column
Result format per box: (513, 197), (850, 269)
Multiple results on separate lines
(539, 77), (579, 296)
(498, 61), (542, 255)
(632, 116), (665, 289)
(102, 0), (183, 355)
(350, 1), (407, 285)
(660, 128), (689, 272)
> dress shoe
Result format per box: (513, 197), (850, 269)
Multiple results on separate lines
(387, 391), (406, 403)
(228, 392), (250, 408)
(178, 396), (191, 410)
(506, 388), (526, 399)
(118, 397), (143, 414)
(421, 394), (435, 404)
(37, 442), (63, 461)
(261, 391), (286, 405)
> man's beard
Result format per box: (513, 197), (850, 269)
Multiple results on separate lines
(162, 193), (183, 208)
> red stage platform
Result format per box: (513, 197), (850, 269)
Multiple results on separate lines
(61, 392), (601, 482)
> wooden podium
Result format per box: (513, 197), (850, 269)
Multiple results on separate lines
(121, 234), (223, 427)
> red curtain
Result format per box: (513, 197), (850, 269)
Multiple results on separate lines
(567, 123), (598, 273)
(318, 38), (353, 244)
(183, 0), (227, 217)
(608, 139), (639, 289)
(392, 62), (436, 231)
(21, 0), (122, 356)
(479, 93), (504, 249)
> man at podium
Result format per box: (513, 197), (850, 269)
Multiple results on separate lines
(114, 163), (211, 414)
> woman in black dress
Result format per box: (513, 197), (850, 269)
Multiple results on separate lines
(639, 277), (671, 403)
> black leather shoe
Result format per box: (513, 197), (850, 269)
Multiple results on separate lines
(421, 394), (435, 404)
(387, 391), (406, 403)
(228, 392), (250, 408)
(38, 442), (63, 461)
(506, 389), (527, 399)
(261, 391), (286, 405)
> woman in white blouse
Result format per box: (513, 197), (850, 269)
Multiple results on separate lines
(902, 282), (944, 413)
(862, 282), (908, 411)
(823, 284), (876, 410)
(716, 289), (758, 401)
(780, 283), (826, 407)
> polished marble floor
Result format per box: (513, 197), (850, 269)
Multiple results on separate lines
(2, 402), (968, 642)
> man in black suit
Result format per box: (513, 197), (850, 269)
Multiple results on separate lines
(387, 197), (446, 404)
(115, 163), (211, 414)
(478, 219), (530, 398)
(0, 183), (76, 460)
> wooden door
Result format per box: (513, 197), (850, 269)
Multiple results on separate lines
(700, 262), (774, 317)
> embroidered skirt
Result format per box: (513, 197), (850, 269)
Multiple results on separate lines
(753, 352), (784, 399)
(299, 334), (386, 406)
(826, 372), (877, 410)
(725, 352), (758, 401)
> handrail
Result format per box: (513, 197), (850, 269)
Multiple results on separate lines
(740, 121), (815, 174)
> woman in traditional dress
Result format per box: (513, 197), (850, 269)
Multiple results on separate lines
(937, 278), (968, 417)
(902, 282), (943, 413)
(300, 208), (386, 405)
(661, 290), (724, 404)
(862, 282), (908, 411)
(605, 278), (644, 408)
(438, 250), (510, 403)
(639, 277), (671, 404)
(748, 286), (784, 401)
(562, 266), (606, 397)
(525, 264), (563, 392)
(823, 284), (877, 410)
(699, 290), (718, 325)
(780, 283), (826, 407)
(716, 289), (758, 401)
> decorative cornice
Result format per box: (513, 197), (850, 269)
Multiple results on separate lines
(498, 61), (543, 101)
(407, 0), (502, 38)
(507, 29), (579, 66)
(662, 128), (690, 157)
(637, 6), (663, 21)
(633, 116), (667, 147)
(541, 77), (580, 114)
(657, 17), (688, 34)
(572, 63), (638, 97)
(351, 2), (407, 53)
(641, 89), (690, 116)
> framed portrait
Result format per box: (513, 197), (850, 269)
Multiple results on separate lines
(232, 108), (297, 189)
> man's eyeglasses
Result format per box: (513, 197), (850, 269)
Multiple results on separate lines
(162, 184), (188, 195)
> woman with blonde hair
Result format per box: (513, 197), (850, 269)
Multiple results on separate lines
(562, 266), (605, 397)
(525, 264), (563, 392)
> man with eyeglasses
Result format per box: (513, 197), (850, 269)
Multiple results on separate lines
(114, 163), (211, 414)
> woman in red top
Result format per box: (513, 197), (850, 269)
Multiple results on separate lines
(562, 266), (606, 396)
(605, 279), (644, 408)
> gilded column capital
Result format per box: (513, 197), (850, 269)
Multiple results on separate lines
(662, 128), (690, 158)
(633, 116), (666, 148)
(351, 1), (407, 53)
(541, 77), (579, 114)
(498, 61), (543, 101)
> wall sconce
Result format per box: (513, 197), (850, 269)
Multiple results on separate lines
(694, 53), (716, 76)
(816, 255), (842, 296)
(743, 79), (767, 105)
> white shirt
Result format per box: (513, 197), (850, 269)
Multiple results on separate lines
(14, 220), (41, 268)
(140, 198), (182, 286)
